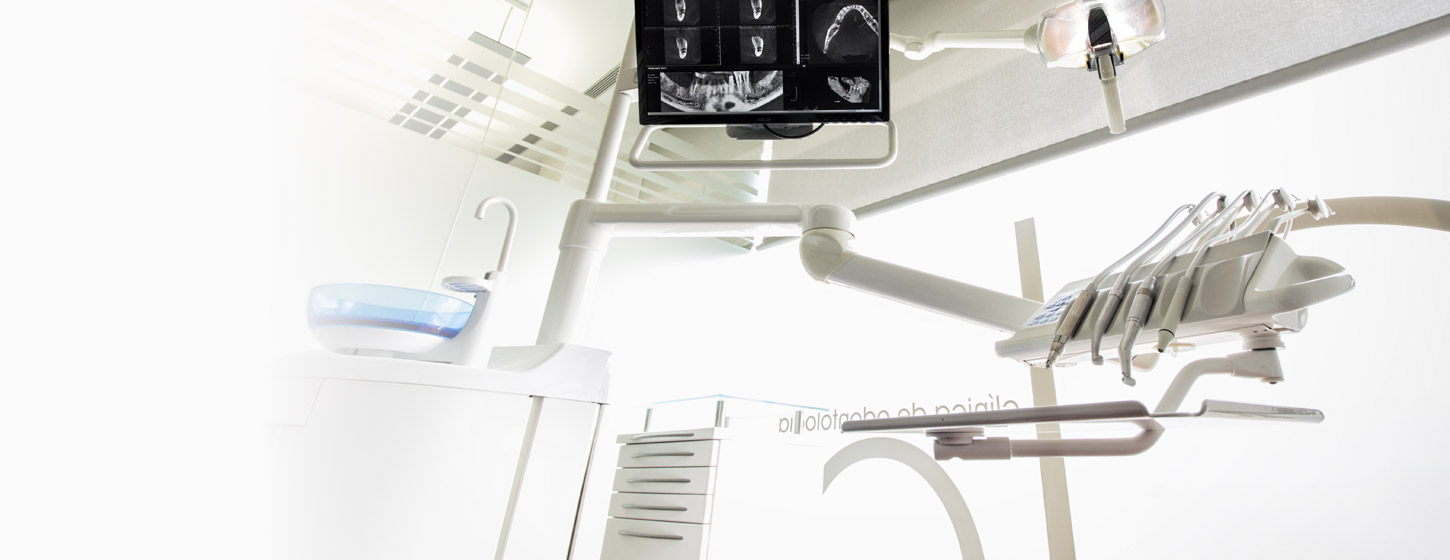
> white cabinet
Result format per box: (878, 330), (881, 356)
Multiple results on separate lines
(270, 350), (610, 560)
(271, 377), (534, 560)
(600, 428), (822, 560)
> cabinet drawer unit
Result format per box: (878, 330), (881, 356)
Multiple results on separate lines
(612, 466), (716, 495)
(617, 429), (719, 444)
(608, 492), (713, 524)
(618, 439), (719, 469)
(600, 518), (709, 560)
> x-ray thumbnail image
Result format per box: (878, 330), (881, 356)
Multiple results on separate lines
(738, 27), (778, 64)
(663, 28), (704, 64)
(826, 74), (872, 104)
(796, 71), (875, 110)
(659, 71), (785, 113)
(661, 0), (702, 25)
(806, 1), (881, 63)
(738, 0), (777, 24)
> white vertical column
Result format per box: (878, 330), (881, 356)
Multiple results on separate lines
(1015, 218), (1077, 560)
(536, 24), (638, 346)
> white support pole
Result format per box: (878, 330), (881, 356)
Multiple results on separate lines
(536, 25), (638, 346)
(536, 245), (606, 346)
(1015, 218), (1076, 560)
(583, 88), (637, 203)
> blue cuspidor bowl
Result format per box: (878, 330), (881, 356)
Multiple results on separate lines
(307, 283), (474, 354)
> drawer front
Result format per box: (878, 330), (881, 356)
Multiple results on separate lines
(617, 429), (716, 444)
(608, 492), (712, 524)
(618, 440), (719, 469)
(612, 467), (715, 495)
(601, 518), (709, 560)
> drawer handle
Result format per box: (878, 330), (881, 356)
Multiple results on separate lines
(618, 530), (685, 541)
(622, 504), (689, 512)
(631, 432), (696, 440)
(626, 477), (692, 484)
(631, 451), (696, 458)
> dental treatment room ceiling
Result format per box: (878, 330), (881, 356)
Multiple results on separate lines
(773, 0), (1450, 214)
(300, 0), (1450, 219)
(298, 0), (776, 236)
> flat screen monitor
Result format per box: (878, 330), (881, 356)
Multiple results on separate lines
(635, 0), (889, 126)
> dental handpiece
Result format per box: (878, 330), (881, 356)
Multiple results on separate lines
(1157, 191), (1292, 351)
(1043, 204), (1192, 367)
(1116, 191), (1251, 383)
(1089, 193), (1222, 365)
(1116, 275), (1158, 386)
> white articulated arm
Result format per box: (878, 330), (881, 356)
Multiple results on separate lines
(800, 228), (1041, 334)
(538, 201), (855, 345)
(537, 200), (1041, 345)
(889, 28), (1039, 60)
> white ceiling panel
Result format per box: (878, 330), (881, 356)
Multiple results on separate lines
(768, 0), (1450, 213)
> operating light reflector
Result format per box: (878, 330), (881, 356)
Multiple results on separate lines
(1036, 0), (1166, 68)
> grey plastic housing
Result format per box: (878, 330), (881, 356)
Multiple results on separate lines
(995, 232), (1354, 367)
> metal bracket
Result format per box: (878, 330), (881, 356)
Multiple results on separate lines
(928, 420), (1163, 460)
(628, 121), (898, 171)
(843, 398), (1322, 462)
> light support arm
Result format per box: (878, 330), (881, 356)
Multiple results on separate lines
(889, 28), (1039, 60)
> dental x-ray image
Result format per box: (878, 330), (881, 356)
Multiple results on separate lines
(662, 0), (701, 25)
(660, 71), (785, 112)
(738, 0), (777, 24)
(662, 28), (704, 64)
(807, 1), (881, 63)
(795, 70), (877, 111)
(738, 27), (778, 64)
(827, 75), (871, 103)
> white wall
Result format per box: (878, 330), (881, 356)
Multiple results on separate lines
(1, 4), (277, 558)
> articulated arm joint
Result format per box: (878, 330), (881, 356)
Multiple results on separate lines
(800, 227), (856, 282)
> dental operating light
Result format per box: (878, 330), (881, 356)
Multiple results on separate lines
(890, 0), (1166, 134)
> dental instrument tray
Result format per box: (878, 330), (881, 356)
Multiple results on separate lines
(840, 400), (1323, 461)
(996, 231), (1354, 368)
(634, 0), (890, 125)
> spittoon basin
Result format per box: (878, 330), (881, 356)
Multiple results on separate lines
(307, 283), (473, 355)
